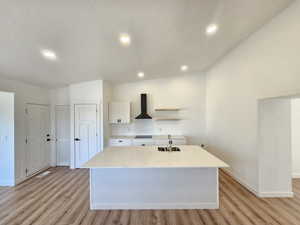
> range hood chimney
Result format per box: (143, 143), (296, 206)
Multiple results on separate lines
(135, 93), (152, 119)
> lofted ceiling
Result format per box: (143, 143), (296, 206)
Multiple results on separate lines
(0, 0), (294, 88)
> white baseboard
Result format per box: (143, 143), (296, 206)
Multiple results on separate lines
(222, 168), (295, 198)
(15, 176), (26, 185)
(15, 166), (51, 185)
(221, 168), (259, 196)
(56, 163), (69, 167)
(0, 180), (15, 187)
(91, 202), (218, 210)
(258, 192), (294, 198)
(292, 173), (300, 178)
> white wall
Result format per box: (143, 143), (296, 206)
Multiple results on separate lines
(0, 91), (14, 186)
(206, 1), (300, 194)
(112, 74), (206, 145)
(69, 80), (103, 103)
(0, 77), (50, 184)
(50, 87), (70, 106)
(292, 98), (300, 178)
(258, 98), (292, 197)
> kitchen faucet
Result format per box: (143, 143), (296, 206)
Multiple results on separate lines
(157, 135), (181, 152)
(167, 134), (173, 152)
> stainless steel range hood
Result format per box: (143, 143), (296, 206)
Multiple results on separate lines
(135, 93), (152, 119)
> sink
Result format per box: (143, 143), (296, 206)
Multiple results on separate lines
(158, 147), (181, 152)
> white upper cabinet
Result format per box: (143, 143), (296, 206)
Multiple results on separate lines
(109, 102), (131, 124)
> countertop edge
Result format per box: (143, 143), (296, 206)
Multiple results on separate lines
(82, 165), (229, 169)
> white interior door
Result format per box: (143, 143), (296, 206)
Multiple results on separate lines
(55, 105), (70, 166)
(26, 104), (50, 176)
(74, 104), (98, 168)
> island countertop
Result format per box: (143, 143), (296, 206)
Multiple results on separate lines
(82, 145), (229, 169)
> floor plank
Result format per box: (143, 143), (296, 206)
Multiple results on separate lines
(0, 167), (299, 225)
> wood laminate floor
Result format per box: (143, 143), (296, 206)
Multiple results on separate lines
(0, 167), (300, 225)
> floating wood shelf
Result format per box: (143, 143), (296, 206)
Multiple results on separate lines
(155, 108), (180, 111)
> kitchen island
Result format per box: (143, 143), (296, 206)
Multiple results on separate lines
(83, 145), (228, 210)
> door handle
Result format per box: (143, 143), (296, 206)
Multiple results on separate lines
(74, 138), (80, 141)
(46, 138), (51, 142)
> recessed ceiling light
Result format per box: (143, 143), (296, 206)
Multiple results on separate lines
(137, 72), (145, 78)
(206, 24), (218, 35)
(119, 33), (131, 46)
(181, 65), (188, 72)
(41, 49), (57, 60)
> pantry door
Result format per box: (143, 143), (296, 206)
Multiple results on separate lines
(26, 104), (51, 176)
(55, 105), (70, 166)
(74, 104), (98, 168)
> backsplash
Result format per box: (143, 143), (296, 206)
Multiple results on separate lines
(111, 119), (184, 136)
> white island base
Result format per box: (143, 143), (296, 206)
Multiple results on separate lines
(84, 145), (228, 210)
(90, 167), (219, 209)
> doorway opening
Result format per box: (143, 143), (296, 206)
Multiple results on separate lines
(258, 95), (300, 197)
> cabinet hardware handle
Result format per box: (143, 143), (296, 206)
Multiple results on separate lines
(74, 138), (80, 141)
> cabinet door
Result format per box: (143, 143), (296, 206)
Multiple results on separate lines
(155, 139), (186, 146)
(109, 139), (132, 147)
(155, 139), (169, 146)
(172, 139), (186, 145)
(109, 102), (130, 124)
(132, 139), (155, 146)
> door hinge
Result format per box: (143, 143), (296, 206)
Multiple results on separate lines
(25, 168), (28, 175)
(25, 138), (28, 144)
(25, 108), (28, 114)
